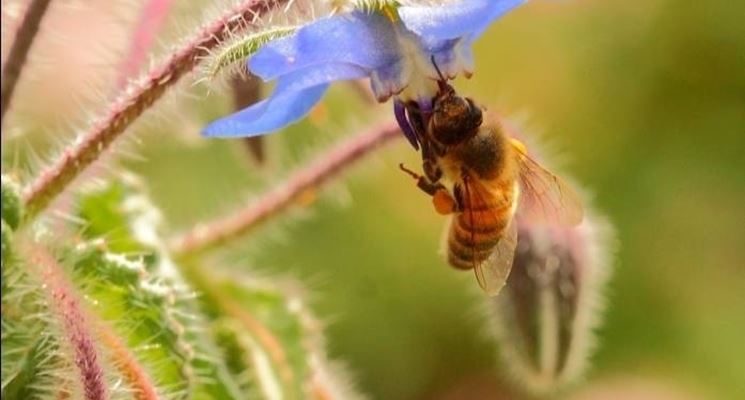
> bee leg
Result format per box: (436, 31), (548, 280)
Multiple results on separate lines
(403, 103), (440, 177)
(399, 164), (458, 215)
(423, 159), (443, 183)
(419, 138), (444, 183)
(432, 187), (458, 215)
(399, 163), (437, 193)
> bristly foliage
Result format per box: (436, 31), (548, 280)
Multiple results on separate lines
(2, 172), (361, 399)
(206, 26), (298, 78)
(351, 0), (400, 13)
(181, 261), (330, 400)
(2, 0), (385, 398)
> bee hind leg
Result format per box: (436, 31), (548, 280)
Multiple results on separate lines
(399, 163), (458, 215)
(432, 188), (458, 215)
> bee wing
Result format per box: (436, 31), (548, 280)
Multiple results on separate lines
(474, 219), (518, 296)
(510, 142), (584, 226)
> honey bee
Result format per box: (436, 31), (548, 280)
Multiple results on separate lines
(400, 72), (583, 295)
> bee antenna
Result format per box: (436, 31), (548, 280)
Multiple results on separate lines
(430, 55), (452, 93)
(431, 55), (447, 82)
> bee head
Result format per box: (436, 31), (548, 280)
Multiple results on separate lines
(429, 91), (483, 146)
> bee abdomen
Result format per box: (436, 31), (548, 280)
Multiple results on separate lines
(447, 206), (510, 270)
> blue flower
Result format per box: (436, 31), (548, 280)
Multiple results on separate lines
(203, 0), (525, 142)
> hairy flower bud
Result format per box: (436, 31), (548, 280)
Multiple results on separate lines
(491, 210), (616, 394)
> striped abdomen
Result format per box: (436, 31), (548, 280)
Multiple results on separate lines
(447, 177), (516, 270)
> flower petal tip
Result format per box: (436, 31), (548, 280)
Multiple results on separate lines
(399, 0), (526, 41)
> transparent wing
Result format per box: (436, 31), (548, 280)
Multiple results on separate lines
(510, 141), (584, 226)
(474, 218), (518, 296)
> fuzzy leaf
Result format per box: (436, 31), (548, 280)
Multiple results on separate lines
(207, 26), (297, 78)
(182, 260), (323, 400)
(219, 279), (311, 399)
(1, 220), (12, 268)
(68, 244), (193, 397)
(1, 175), (23, 230)
(71, 175), (245, 398)
(2, 337), (42, 399)
(1, 244), (60, 399)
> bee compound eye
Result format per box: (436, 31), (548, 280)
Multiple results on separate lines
(466, 98), (483, 125)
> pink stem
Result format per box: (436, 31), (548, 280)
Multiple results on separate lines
(21, 0), (290, 221)
(0, 0), (53, 126)
(171, 120), (402, 255)
(32, 247), (108, 400)
(98, 324), (159, 400)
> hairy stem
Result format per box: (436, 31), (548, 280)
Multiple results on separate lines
(98, 324), (159, 400)
(21, 0), (289, 221)
(171, 120), (401, 256)
(0, 0), (53, 126)
(29, 245), (108, 400)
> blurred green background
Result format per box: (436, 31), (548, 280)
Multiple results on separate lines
(3, 0), (744, 399)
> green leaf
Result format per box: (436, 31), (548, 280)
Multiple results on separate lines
(181, 260), (320, 400)
(1, 243), (60, 399)
(72, 174), (245, 398)
(1, 337), (52, 400)
(1, 175), (22, 230)
(75, 174), (159, 257)
(1, 220), (12, 270)
(68, 245), (193, 396)
(206, 26), (297, 77)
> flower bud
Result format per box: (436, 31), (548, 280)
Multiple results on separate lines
(491, 210), (615, 394)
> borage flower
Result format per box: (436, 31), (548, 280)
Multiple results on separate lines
(203, 0), (526, 148)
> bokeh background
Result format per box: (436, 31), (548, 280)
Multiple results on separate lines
(2, 0), (743, 399)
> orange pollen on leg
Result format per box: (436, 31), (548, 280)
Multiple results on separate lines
(433, 189), (456, 215)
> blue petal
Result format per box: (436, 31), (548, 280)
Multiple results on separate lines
(203, 63), (367, 137)
(369, 57), (408, 101)
(249, 11), (401, 80)
(399, 0), (525, 41)
(202, 86), (327, 137)
(394, 100), (419, 149)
